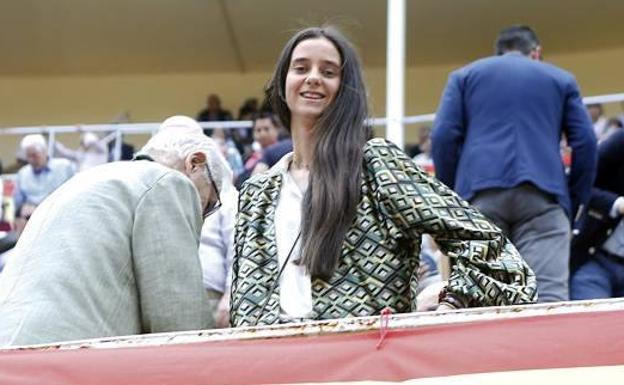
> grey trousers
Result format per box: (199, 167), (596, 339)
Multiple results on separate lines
(471, 184), (571, 302)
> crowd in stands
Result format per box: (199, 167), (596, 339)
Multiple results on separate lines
(0, 23), (624, 347)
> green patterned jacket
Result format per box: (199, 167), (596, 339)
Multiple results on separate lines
(230, 139), (537, 326)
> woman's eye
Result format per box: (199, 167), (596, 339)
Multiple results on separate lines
(323, 69), (337, 77)
(292, 66), (306, 73)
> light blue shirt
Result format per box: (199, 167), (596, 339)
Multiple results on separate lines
(198, 187), (237, 293)
(14, 158), (75, 212)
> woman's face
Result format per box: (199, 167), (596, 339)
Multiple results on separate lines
(285, 37), (342, 124)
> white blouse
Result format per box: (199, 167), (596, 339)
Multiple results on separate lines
(274, 158), (313, 318)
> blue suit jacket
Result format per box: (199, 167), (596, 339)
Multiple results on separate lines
(431, 52), (597, 220)
(571, 130), (624, 270)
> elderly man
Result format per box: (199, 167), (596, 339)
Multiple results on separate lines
(0, 117), (230, 346)
(13, 134), (75, 233)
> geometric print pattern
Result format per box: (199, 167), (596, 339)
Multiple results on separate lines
(230, 139), (537, 327)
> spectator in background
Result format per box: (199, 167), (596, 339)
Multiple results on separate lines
(570, 130), (624, 299)
(13, 135), (75, 235)
(0, 176), (18, 258)
(601, 117), (623, 142)
(411, 126), (434, 175)
(54, 131), (110, 172)
(0, 123), (230, 346)
(587, 103), (608, 141)
(238, 98), (259, 121)
(237, 112), (283, 186)
(107, 138), (136, 161)
(431, 25), (597, 302)
(233, 98), (260, 158)
(197, 94), (233, 122)
(197, 94), (233, 137)
(250, 137), (293, 176)
(212, 128), (244, 181)
(106, 111), (136, 161)
(407, 126), (431, 158)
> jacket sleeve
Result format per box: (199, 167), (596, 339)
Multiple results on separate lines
(563, 75), (597, 220)
(431, 70), (466, 189)
(229, 180), (254, 325)
(132, 171), (210, 332)
(368, 139), (537, 307)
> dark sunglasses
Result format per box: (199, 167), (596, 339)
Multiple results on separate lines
(203, 165), (222, 219)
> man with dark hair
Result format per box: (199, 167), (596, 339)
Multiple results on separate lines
(431, 24), (597, 302)
(494, 25), (541, 56)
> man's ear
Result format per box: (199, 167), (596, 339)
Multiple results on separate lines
(184, 151), (207, 174)
(530, 46), (543, 61)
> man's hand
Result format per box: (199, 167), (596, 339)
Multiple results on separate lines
(214, 294), (230, 328)
(617, 197), (624, 216)
(436, 303), (457, 312)
(416, 281), (446, 311)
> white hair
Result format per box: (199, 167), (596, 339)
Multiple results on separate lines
(80, 132), (100, 148)
(20, 134), (47, 153)
(137, 130), (233, 195)
(158, 115), (204, 135)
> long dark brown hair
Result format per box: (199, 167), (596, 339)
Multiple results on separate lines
(266, 26), (370, 279)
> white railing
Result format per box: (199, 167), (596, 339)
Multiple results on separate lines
(1, 92), (622, 160)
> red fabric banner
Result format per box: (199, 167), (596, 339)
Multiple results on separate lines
(1, 310), (623, 385)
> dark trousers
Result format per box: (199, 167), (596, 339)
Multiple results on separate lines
(570, 250), (624, 299)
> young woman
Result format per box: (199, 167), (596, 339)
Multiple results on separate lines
(230, 26), (537, 326)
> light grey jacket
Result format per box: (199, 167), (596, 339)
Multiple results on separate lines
(0, 161), (209, 346)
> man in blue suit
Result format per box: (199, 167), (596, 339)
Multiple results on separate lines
(431, 25), (597, 302)
(570, 130), (624, 299)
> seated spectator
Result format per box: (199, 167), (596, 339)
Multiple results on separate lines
(107, 136), (136, 161)
(570, 130), (624, 299)
(237, 112), (282, 186)
(412, 127), (434, 175)
(251, 138), (293, 176)
(54, 130), (110, 172)
(238, 98), (259, 121)
(234, 98), (260, 157)
(197, 94), (232, 137)
(0, 177), (17, 259)
(212, 128), (244, 181)
(407, 126), (431, 158)
(0, 121), (230, 346)
(600, 117), (623, 142)
(587, 103), (608, 141)
(13, 135), (75, 235)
